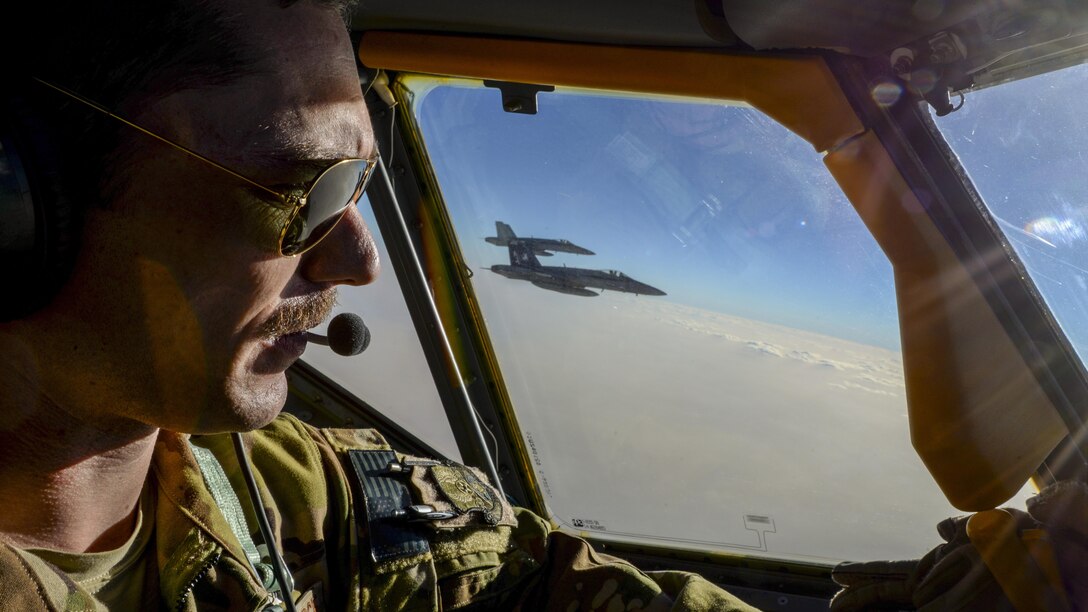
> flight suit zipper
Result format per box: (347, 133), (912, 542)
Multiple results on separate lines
(173, 550), (222, 612)
(172, 550), (285, 612)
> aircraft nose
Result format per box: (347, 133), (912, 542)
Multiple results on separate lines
(641, 283), (666, 296)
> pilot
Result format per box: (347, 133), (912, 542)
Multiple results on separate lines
(0, 1), (757, 609)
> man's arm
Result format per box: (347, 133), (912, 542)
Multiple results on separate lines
(499, 508), (760, 611)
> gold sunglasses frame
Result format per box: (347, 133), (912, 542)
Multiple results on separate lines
(33, 77), (378, 256)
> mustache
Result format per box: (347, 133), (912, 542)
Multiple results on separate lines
(261, 289), (338, 337)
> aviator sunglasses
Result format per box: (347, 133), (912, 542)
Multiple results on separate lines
(34, 78), (378, 256)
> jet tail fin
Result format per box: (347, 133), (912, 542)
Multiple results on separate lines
(496, 221), (517, 243)
(508, 241), (541, 269)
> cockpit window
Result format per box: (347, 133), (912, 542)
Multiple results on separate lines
(934, 62), (1088, 362)
(405, 77), (1033, 563)
(301, 197), (460, 460)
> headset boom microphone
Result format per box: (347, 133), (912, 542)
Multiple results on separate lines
(306, 312), (370, 356)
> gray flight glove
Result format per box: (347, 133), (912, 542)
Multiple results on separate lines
(830, 481), (1088, 611)
(830, 511), (1023, 611)
(1024, 481), (1088, 607)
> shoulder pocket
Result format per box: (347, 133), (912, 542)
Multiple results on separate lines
(347, 449), (432, 572)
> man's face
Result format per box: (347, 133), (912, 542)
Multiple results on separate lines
(46, 0), (379, 433)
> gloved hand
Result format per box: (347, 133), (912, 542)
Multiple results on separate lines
(830, 511), (1024, 611)
(1025, 481), (1088, 607)
(831, 482), (1088, 611)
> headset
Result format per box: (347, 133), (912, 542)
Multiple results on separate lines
(0, 90), (82, 321)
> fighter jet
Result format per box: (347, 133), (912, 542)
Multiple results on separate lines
(491, 241), (666, 297)
(485, 221), (595, 256)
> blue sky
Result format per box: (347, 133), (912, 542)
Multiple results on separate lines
(416, 83), (902, 349)
(409, 64), (1088, 357)
(937, 63), (1088, 358)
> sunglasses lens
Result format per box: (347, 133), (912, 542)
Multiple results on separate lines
(280, 159), (375, 256)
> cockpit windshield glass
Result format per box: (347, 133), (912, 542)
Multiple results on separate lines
(301, 196), (460, 460)
(406, 77), (1033, 563)
(934, 62), (1088, 363)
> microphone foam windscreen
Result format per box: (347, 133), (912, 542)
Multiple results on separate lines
(327, 312), (371, 356)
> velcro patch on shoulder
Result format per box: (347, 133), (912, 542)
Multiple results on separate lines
(348, 450), (431, 566)
(407, 459), (517, 529)
(322, 428), (391, 453)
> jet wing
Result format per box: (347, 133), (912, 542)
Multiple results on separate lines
(530, 279), (598, 297)
(529, 240), (595, 256)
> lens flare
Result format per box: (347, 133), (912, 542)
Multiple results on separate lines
(871, 81), (903, 107)
(1024, 216), (1085, 247)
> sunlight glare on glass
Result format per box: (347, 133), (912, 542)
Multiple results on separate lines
(871, 80), (903, 107)
(1024, 216), (1087, 248)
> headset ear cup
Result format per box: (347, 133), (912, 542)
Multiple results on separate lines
(0, 96), (82, 321)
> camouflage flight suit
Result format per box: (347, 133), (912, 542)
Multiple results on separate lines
(0, 414), (758, 611)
